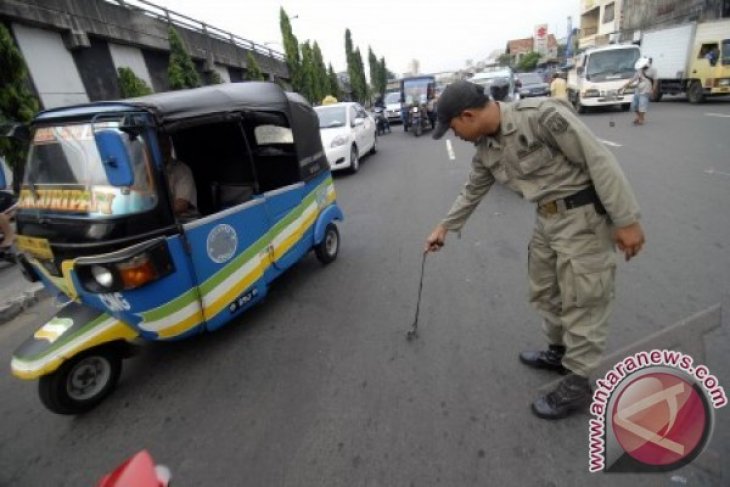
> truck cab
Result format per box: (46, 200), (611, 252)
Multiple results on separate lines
(686, 20), (730, 102)
(567, 44), (641, 112)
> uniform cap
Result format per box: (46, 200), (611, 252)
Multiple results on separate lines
(432, 80), (490, 139)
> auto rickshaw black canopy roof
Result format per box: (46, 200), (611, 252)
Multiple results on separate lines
(33, 82), (328, 181)
(126, 82), (301, 124)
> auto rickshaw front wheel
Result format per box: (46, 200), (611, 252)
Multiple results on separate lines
(38, 346), (122, 415)
(315, 223), (340, 265)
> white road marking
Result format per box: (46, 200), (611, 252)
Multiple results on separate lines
(599, 139), (623, 147)
(704, 168), (730, 177)
(704, 113), (730, 118)
(446, 139), (456, 160)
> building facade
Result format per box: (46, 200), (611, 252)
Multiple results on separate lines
(578, 0), (624, 49)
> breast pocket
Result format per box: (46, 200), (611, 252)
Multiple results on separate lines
(516, 146), (553, 177)
(483, 157), (509, 183)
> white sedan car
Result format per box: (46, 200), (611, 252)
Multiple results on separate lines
(315, 102), (377, 173)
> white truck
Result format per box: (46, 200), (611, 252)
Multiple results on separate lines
(640, 20), (730, 103)
(567, 44), (641, 113)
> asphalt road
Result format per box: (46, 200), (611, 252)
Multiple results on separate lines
(0, 96), (729, 486)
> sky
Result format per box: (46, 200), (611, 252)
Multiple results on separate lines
(150, 0), (581, 76)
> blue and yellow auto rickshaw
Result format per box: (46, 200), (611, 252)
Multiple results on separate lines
(3, 82), (343, 414)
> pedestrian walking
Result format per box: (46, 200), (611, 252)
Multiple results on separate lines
(623, 57), (656, 126)
(424, 81), (645, 420)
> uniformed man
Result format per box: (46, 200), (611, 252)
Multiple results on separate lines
(425, 80), (645, 419)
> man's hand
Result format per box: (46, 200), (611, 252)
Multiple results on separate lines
(614, 222), (645, 261)
(424, 224), (448, 253)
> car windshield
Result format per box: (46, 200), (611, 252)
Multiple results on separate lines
(20, 122), (157, 217)
(586, 49), (640, 80)
(384, 92), (400, 104)
(518, 73), (543, 85)
(316, 106), (347, 128)
(722, 39), (730, 65)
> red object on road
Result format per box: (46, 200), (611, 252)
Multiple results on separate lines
(96, 450), (171, 487)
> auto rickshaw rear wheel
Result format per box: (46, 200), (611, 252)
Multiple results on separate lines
(38, 345), (122, 415)
(315, 223), (339, 265)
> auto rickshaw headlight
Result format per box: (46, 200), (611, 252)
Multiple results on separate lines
(117, 255), (159, 289)
(76, 239), (174, 293)
(91, 265), (114, 289)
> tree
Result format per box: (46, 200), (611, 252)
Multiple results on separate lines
(117, 67), (153, 97)
(206, 69), (223, 85)
(517, 51), (541, 71)
(312, 42), (329, 104)
(377, 57), (388, 99)
(352, 47), (369, 103)
(344, 32), (368, 104)
(299, 41), (316, 103)
(279, 8), (302, 93)
(246, 52), (265, 81)
(344, 29), (365, 102)
(368, 47), (379, 95)
(168, 27), (200, 90)
(0, 23), (39, 187)
(327, 63), (341, 99)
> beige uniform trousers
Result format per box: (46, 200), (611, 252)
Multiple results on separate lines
(528, 203), (616, 377)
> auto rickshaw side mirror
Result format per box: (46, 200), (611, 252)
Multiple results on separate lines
(352, 118), (364, 127)
(94, 129), (135, 187)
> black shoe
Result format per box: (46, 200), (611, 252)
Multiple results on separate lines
(531, 374), (592, 420)
(519, 345), (568, 374)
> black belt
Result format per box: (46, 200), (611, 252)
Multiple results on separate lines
(538, 186), (606, 216)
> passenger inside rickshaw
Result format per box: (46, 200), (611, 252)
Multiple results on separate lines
(168, 111), (300, 217)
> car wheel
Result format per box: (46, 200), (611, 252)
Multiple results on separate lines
(38, 346), (122, 415)
(687, 81), (704, 104)
(621, 103), (631, 111)
(370, 133), (377, 154)
(349, 145), (359, 173)
(315, 223), (339, 265)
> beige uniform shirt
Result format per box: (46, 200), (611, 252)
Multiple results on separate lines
(166, 159), (197, 209)
(550, 77), (568, 98)
(441, 98), (640, 231)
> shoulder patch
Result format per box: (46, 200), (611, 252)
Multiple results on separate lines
(539, 106), (569, 134)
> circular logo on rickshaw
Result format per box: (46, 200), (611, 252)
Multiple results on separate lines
(207, 224), (238, 264)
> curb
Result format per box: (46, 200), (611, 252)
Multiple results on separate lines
(0, 283), (48, 324)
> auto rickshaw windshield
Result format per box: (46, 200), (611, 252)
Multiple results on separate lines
(20, 123), (158, 217)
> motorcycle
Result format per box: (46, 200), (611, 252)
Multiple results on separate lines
(407, 103), (431, 137)
(372, 106), (390, 135)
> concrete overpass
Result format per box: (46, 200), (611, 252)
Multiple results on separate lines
(0, 0), (290, 109)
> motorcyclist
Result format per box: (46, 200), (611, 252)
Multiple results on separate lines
(489, 78), (511, 102)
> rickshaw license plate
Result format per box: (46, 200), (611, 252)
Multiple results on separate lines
(16, 235), (54, 260)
